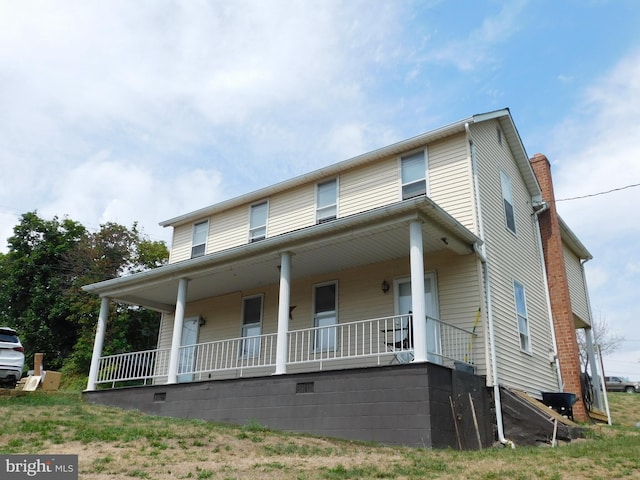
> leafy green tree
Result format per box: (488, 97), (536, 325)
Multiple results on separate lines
(64, 223), (169, 374)
(0, 212), (169, 374)
(0, 212), (87, 370)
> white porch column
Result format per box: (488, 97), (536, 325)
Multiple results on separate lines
(167, 278), (189, 384)
(410, 220), (428, 363)
(585, 327), (603, 410)
(274, 252), (292, 375)
(87, 296), (110, 391)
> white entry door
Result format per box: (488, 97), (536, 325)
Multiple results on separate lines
(177, 317), (200, 383)
(395, 273), (441, 364)
(314, 282), (337, 351)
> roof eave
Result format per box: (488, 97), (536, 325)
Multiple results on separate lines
(473, 108), (542, 201)
(559, 216), (593, 260)
(86, 196), (481, 297)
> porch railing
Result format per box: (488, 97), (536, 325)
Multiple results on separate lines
(94, 314), (476, 387)
(178, 333), (278, 381)
(95, 347), (171, 387)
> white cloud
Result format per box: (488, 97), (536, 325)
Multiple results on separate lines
(0, 1), (407, 252)
(424, 0), (528, 70)
(551, 50), (640, 237)
(547, 49), (640, 353)
(39, 151), (224, 245)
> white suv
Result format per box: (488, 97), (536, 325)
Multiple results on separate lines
(0, 327), (25, 388)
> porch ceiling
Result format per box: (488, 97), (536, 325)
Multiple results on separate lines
(83, 197), (481, 312)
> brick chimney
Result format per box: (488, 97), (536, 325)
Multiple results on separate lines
(530, 153), (587, 421)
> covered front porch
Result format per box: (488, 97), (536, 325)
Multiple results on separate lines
(93, 313), (477, 388)
(83, 197), (484, 391)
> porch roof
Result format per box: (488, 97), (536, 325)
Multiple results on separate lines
(83, 197), (481, 313)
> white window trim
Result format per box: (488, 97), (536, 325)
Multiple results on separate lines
(513, 280), (531, 353)
(191, 220), (209, 258)
(248, 200), (269, 243)
(399, 148), (429, 200)
(240, 293), (264, 358)
(500, 170), (517, 235)
(316, 178), (339, 224)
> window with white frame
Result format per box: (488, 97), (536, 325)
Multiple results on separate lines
(401, 151), (427, 200)
(249, 201), (268, 242)
(240, 295), (263, 357)
(191, 220), (208, 258)
(314, 282), (337, 351)
(513, 280), (531, 352)
(500, 170), (516, 234)
(316, 179), (337, 224)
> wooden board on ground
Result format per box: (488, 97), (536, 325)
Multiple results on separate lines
(22, 375), (41, 391)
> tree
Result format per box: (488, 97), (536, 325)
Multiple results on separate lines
(576, 311), (624, 372)
(63, 223), (169, 374)
(0, 212), (87, 370)
(0, 212), (169, 374)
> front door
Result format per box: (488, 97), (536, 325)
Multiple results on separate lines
(395, 273), (441, 364)
(314, 282), (337, 351)
(177, 317), (199, 383)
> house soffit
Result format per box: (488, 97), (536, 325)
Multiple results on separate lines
(84, 197), (480, 311)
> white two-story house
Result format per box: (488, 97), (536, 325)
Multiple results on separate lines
(83, 109), (597, 448)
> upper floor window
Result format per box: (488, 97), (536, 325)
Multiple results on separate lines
(401, 151), (427, 200)
(316, 179), (337, 224)
(513, 280), (531, 352)
(500, 170), (516, 234)
(191, 220), (208, 258)
(249, 201), (268, 242)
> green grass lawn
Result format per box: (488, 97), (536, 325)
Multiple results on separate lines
(1, 389), (639, 479)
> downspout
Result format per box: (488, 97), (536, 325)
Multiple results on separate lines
(466, 122), (515, 448)
(533, 202), (564, 390)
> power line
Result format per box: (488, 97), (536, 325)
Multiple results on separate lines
(556, 183), (640, 202)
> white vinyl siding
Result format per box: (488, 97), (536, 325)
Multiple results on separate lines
(268, 186), (315, 237)
(563, 243), (591, 327)
(428, 133), (475, 231)
(173, 144), (479, 259)
(471, 119), (558, 393)
(209, 206), (248, 253)
(339, 159), (398, 217)
(168, 224), (193, 263)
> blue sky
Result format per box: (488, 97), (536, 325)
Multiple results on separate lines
(1, 1), (639, 379)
